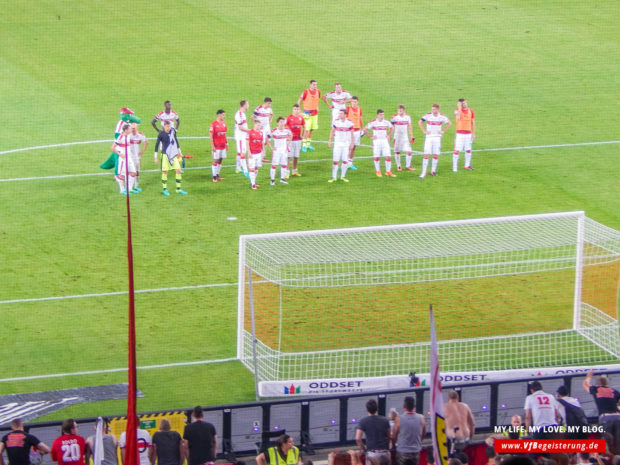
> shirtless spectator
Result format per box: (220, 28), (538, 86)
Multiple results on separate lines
(444, 390), (475, 456)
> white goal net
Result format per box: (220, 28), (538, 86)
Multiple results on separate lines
(237, 211), (620, 387)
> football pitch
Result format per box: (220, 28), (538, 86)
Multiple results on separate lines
(1, 1), (620, 421)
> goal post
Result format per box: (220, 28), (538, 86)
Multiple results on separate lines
(237, 212), (620, 394)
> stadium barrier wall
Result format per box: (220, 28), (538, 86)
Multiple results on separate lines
(2, 370), (619, 459)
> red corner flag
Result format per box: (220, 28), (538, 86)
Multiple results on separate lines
(123, 137), (139, 465)
(430, 305), (448, 465)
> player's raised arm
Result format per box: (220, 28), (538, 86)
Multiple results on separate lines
(418, 118), (429, 135)
(322, 93), (332, 108)
(455, 100), (463, 120)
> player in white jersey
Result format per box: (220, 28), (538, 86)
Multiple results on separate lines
(327, 109), (354, 183)
(391, 105), (415, 172)
(151, 100), (179, 131)
(252, 97), (273, 162)
(234, 100), (250, 176)
(111, 124), (137, 194)
(129, 122), (148, 192)
(323, 83), (352, 123)
(269, 117), (292, 186)
(417, 104), (452, 178)
(366, 110), (395, 177)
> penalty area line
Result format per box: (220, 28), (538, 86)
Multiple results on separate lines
(0, 357), (239, 383)
(1, 139), (619, 183)
(0, 282), (236, 305)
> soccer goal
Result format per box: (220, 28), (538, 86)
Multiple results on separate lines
(237, 211), (620, 392)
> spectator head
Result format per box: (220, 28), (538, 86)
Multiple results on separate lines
(62, 419), (77, 435)
(366, 399), (378, 415)
(448, 459), (462, 465)
(557, 386), (569, 397)
(159, 419), (171, 431)
(511, 415), (523, 427)
(276, 434), (293, 455)
(529, 381), (542, 393)
(448, 390), (460, 401)
(597, 375), (609, 387)
(577, 454), (590, 463)
(192, 406), (204, 420)
(11, 419), (24, 430)
(455, 452), (468, 464)
(499, 457), (535, 465)
(404, 396), (415, 411)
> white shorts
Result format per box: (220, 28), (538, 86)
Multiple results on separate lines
(353, 130), (362, 146)
(394, 136), (412, 153)
(332, 143), (350, 163)
(271, 149), (288, 166)
(129, 151), (141, 170)
(289, 140), (302, 158)
(116, 155), (136, 176)
(372, 139), (391, 158)
(423, 135), (442, 155)
(212, 148), (227, 160)
(248, 153), (262, 170)
(454, 133), (473, 152)
(235, 138), (247, 155)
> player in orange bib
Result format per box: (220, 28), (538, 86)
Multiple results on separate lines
(345, 96), (364, 171)
(297, 80), (322, 152)
(453, 99), (476, 171)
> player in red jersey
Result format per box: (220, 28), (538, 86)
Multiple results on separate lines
(51, 420), (88, 465)
(286, 104), (305, 177)
(209, 110), (228, 183)
(247, 121), (272, 190)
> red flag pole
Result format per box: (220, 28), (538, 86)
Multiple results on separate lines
(124, 133), (139, 465)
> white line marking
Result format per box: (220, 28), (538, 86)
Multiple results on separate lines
(1, 139), (619, 183)
(0, 357), (238, 383)
(0, 140), (111, 156)
(0, 282), (235, 305)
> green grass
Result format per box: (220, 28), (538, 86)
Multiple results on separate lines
(1, 0), (620, 422)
